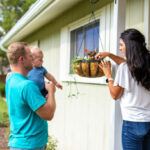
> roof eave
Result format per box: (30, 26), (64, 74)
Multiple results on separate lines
(0, 0), (82, 51)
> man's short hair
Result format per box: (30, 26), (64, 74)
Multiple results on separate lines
(7, 42), (28, 64)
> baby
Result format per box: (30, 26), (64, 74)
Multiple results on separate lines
(28, 47), (62, 97)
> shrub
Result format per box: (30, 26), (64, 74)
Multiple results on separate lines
(0, 82), (5, 97)
(46, 136), (58, 150)
(0, 98), (9, 127)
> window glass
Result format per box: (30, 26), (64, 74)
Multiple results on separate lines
(70, 20), (99, 60)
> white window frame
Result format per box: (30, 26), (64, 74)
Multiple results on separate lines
(60, 7), (112, 84)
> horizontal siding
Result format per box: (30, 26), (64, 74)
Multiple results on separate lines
(49, 83), (113, 150)
(126, 0), (144, 32)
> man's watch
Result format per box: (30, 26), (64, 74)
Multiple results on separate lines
(106, 77), (113, 83)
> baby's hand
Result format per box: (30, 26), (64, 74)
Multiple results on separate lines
(56, 82), (63, 89)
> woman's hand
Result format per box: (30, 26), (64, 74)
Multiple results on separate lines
(99, 61), (112, 78)
(95, 52), (125, 65)
(95, 52), (110, 60)
(99, 59), (124, 100)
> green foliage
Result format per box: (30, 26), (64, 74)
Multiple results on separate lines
(0, 98), (7, 113)
(0, 81), (5, 97)
(46, 136), (58, 150)
(71, 57), (84, 73)
(0, 98), (9, 127)
(0, 34), (9, 75)
(0, 50), (6, 57)
(72, 57), (83, 64)
(0, 0), (36, 72)
(0, 51), (9, 75)
(0, 0), (36, 32)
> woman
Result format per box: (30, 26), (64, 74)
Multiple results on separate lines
(95, 29), (150, 150)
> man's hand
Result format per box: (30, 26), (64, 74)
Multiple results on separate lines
(36, 82), (56, 120)
(45, 82), (56, 94)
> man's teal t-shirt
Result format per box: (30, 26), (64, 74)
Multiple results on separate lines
(6, 73), (48, 149)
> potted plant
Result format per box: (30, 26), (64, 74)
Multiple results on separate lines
(72, 49), (104, 78)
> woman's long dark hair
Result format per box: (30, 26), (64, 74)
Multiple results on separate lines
(120, 28), (150, 91)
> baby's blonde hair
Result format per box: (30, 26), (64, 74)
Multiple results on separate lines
(30, 47), (43, 58)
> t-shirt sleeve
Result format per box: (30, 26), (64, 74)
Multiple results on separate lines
(114, 63), (131, 92)
(42, 66), (48, 75)
(22, 81), (46, 111)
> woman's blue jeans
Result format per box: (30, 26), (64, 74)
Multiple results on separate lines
(122, 120), (150, 150)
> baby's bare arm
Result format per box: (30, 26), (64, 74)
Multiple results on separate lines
(45, 72), (57, 85)
(45, 72), (63, 89)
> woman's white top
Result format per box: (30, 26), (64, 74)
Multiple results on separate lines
(114, 62), (150, 122)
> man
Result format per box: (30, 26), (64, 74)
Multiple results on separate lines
(5, 42), (56, 150)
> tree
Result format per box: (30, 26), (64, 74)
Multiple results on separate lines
(0, 0), (36, 75)
(0, 0), (36, 32)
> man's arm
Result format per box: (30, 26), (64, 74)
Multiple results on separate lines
(36, 83), (56, 120)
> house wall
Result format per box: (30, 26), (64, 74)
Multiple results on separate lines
(24, 0), (144, 150)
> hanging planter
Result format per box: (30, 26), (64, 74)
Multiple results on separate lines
(72, 50), (104, 78)
(71, 0), (104, 78)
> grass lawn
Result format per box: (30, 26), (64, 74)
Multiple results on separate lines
(0, 98), (9, 126)
(0, 98), (8, 113)
(0, 97), (9, 149)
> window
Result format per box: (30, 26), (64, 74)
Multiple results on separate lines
(70, 20), (99, 60)
(60, 8), (112, 84)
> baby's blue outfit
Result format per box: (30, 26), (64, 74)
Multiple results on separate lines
(28, 66), (47, 91)
(5, 73), (48, 149)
